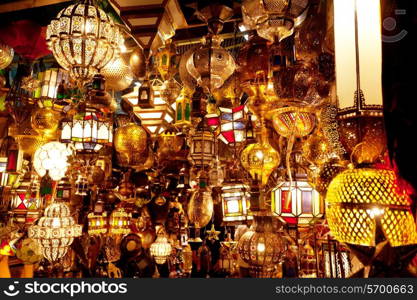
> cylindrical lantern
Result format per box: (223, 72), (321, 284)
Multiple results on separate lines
(88, 212), (108, 236)
(28, 202), (82, 262)
(109, 207), (131, 235)
(189, 119), (216, 168)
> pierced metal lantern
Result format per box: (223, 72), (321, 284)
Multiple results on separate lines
(237, 213), (284, 278)
(326, 168), (417, 247)
(33, 141), (73, 181)
(242, 0), (309, 43)
(269, 106), (316, 138)
(186, 35), (236, 92)
(187, 171), (214, 229)
(0, 43), (14, 69)
(189, 119), (216, 168)
(272, 175), (323, 226)
(221, 182), (252, 222)
(150, 227), (172, 264)
(114, 122), (148, 167)
(28, 202), (82, 262)
(60, 107), (113, 152)
(109, 207), (131, 235)
(46, 0), (123, 83)
(101, 56), (134, 91)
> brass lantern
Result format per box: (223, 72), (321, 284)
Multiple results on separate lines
(28, 202), (82, 262)
(0, 43), (14, 69)
(187, 171), (214, 229)
(241, 0), (309, 43)
(174, 88), (192, 128)
(189, 118), (216, 169)
(326, 168), (417, 247)
(46, 0), (124, 83)
(237, 213), (284, 277)
(186, 35), (236, 92)
(88, 211), (108, 236)
(271, 173), (323, 226)
(109, 207), (131, 235)
(155, 39), (177, 81)
(150, 226), (172, 264)
(101, 56), (134, 91)
(269, 106), (316, 139)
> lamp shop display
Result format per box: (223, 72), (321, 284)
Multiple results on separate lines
(0, 0), (414, 279)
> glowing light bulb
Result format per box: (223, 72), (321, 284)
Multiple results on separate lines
(52, 218), (60, 228)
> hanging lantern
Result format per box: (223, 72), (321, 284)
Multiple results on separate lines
(88, 211), (108, 236)
(28, 202), (82, 262)
(0, 136), (23, 186)
(174, 89), (192, 128)
(122, 85), (175, 136)
(114, 121), (149, 167)
(187, 171), (214, 229)
(268, 106), (316, 138)
(299, 242), (317, 278)
(326, 168), (417, 247)
(31, 107), (60, 137)
(189, 119), (216, 169)
(0, 43), (14, 69)
(237, 213), (284, 278)
(240, 127), (280, 186)
(241, 0), (309, 43)
(109, 207), (131, 235)
(161, 78), (182, 105)
(221, 181), (252, 222)
(333, 0), (385, 164)
(33, 68), (69, 102)
(33, 141), (73, 181)
(74, 173), (89, 196)
(150, 227), (172, 264)
(46, 0), (124, 83)
(101, 55), (134, 92)
(155, 39), (177, 81)
(9, 177), (42, 224)
(60, 107), (113, 153)
(186, 35), (236, 92)
(318, 238), (351, 278)
(271, 174), (323, 226)
(209, 105), (248, 146)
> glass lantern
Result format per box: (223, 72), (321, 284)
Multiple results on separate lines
(109, 207), (131, 235)
(189, 118), (216, 169)
(88, 212), (108, 236)
(33, 68), (69, 104)
(271, 174), (323, 226)
(61, 107), (113, 153)
(174, 89), (192, 128)
(221, 182), (252, 222)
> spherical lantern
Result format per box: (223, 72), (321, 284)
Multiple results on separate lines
(31, 107), (60, 137)
(302, 133), (332, 166)
(33, 141), (73, 181)
(186, 35), (236, 92)
(15, 238), (43, 265)
(46, 0), (123, 83)
(187, 171), (214, 228)
(28, 202), (82, 262)
(101, 56), (134, 91)
(0, 43), (14, 69)
(240, 134), (280, 187)
(150, 227), (172, 264)
(326, 168), (417, 247)
(129, 47), (146, 78)
(114, 122), (148, 166)
(238, 214), (284, 278)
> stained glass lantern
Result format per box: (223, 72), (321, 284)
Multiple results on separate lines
(46, 0), (124, 83)
(326, 168), (417, 247)
(28, 202), (82, 262)
(88, 211), (108, 236)
(109, 207), (131, 235)
(0, 43), (14, 69)
(189, 119), (216, 168)
(206, 105), (247, 146)
(9, 179), (42, 224)
(174, 89), (191, 128)
(155, 39), (177, 81)
(150, 226), (172, 264)
(0, 136), (23, 186)
(221, 182), (252, 222)
(237, 213), (284, 278)
(60, 107), (113, 152)
(241, 0), (309, 43)
(186, 35), (236, 92)
(33, 68), (69, 103)
(122, 85), (175, 136)
(272, 174), (323, 226)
